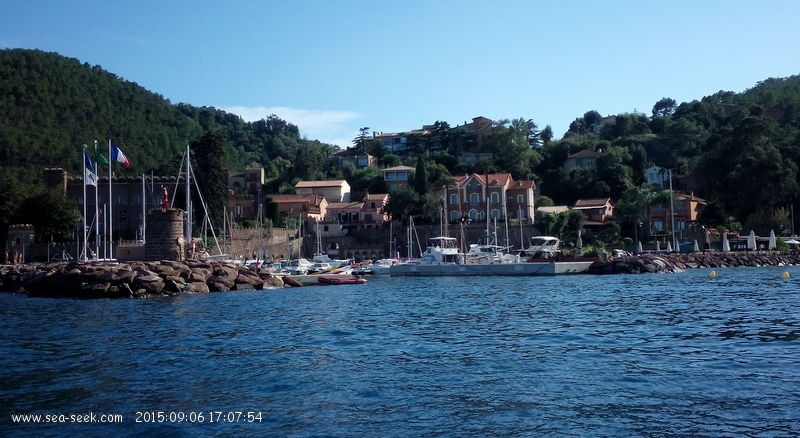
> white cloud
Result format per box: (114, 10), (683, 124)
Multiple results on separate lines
(221, 105), (363, 148)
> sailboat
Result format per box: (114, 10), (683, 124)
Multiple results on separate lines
(171, 144), (227, 261)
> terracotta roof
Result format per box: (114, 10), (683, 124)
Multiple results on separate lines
(478, 173), (512, 186)
(574, 198), (612, 208)
(269, 194), (323, 206)
(568, 149), (601, 159)
(382, 166), (415, 172)
(295, 180), (348, 188)
(326, 202), (364, 209)
(365, 193), (388, 201)
(510, 180), (535, 189)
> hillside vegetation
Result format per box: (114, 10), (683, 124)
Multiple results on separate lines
(1, 48), (799, 244)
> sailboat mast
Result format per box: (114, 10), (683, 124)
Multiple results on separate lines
(108, 139), (114, 259)
(141, 173), (146, 245)
(82, 145), (88, 261)
(185, 144), (192, 245)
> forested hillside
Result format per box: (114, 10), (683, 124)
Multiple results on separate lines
(538, 76), (800, 232)
(0, 49), (336, 185)
(1, 48), (800, 245)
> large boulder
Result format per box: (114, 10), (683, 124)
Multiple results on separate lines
(234, 270), (264, 290)
(189, 282), (210, 293)
(132, 273), (165, 295)
(188, 267), (213, 283)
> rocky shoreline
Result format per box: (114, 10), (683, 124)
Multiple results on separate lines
(0, 259), (301, 299)
(588, 251), (800, 274)
(1, 252), (798, 299)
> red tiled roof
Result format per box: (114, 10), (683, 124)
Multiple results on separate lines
(295, 180), (347, 188)
(574, 198), (611, 208)
(568, 149), (601, 159)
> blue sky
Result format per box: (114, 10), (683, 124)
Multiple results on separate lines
(2, 1), (798, 147)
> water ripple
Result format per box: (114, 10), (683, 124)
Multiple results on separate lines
(2, 267), (799, 437)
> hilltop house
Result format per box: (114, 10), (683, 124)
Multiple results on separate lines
(573, 198), (614, 225)
(324, 193), (390, 231)
(382, 166), (415, 192)
(266, 194), (327, 223)
(563, 149), (601, 172)
(647, 191), (706, 236)
(295, 180), (351, 202)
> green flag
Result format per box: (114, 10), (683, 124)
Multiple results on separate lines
(94, 149), (109, 165)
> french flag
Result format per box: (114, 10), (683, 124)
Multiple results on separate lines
(112, 144), (131, 167)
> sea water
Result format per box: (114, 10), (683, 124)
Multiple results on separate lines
(2, 266), (799, 437)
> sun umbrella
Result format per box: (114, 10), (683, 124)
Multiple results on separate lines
(666, 241), (673, 252)
(656, 240), (661, 252)
(636, 240), (643, 254)
(693, 240), (699, 252)
(576, 230), (582, 249)
(769, 230), (777, 250)
(722, 233), (730, 252)
(748, 230), (757, 251)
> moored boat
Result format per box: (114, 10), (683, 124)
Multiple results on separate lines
(353, 258), (398, 275)
(389, 236), (593, 277)
(318, 275), (367, 285)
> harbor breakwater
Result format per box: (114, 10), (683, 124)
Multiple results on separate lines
(1, 251), (799, 299)
(588, 251), (800, 274)
(0, 259), (299, 299)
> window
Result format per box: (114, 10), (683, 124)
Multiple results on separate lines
(469, 193), (480, 206)
(491, 209), (500, 219)
(450, 211), (461, 222)
(490, 192), (499, 204)
(449, 194), (458, 205)
(516, 195), (523, 204)
(651, 220), (664, 231)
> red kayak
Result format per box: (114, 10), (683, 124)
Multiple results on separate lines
(318, 275), (367, 285)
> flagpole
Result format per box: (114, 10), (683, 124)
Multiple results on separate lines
(108, 139), (113, 260)
(94, 140), (100, 260)
(142, 173), (146, 245)
(82, 145), (88, 262)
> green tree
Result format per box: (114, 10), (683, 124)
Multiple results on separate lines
(353, 127), (370, 152)
(380, 154), (402, 167)
(652, 97), (678, 118)
(413, 155), (428, 194)
(697, 199), (727, 228)
(745, 207), (792, 236)
(383, 186), (422, 224)
(14, 188), (81, 242)
(596, 145), (633, 200)
(191, 129), (228, 231)
(0, 171), (29, 243)
(537, 195), (554, 207)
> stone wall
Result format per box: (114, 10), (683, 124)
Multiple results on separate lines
(144, 209), (184, 261)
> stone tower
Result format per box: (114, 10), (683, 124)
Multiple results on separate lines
(144, 208), (185, 261)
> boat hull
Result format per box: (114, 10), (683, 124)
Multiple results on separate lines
(389, 261), (593, 276)
(318, 275), (367, 284)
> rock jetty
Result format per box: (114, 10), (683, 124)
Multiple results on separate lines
(0, 260), (301, 299)
(588, 251), (800, 274)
